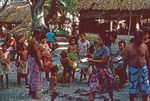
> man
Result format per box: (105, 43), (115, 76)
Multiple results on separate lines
(123, 30), (150, 101)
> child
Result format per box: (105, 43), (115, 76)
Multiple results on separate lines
(67, 37), (79, 80)
(0, 44), (10, 89)
(60, 50), (72, 84)
(50, 65), (59, 101)
(40, 37), (52, 80)
(15, 43), (28, 86)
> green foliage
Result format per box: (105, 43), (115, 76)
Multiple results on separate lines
(45, 0), (78, 15)
(58, 0), (78, 14)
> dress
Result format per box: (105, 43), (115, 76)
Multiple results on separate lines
(0, 51), (10, 75)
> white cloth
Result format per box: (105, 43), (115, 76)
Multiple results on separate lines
(78, 39), (90, 58)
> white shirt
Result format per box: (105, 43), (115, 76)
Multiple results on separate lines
(78, 39), (90, 58)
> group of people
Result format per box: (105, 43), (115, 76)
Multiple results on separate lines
(0, 27), (150, 101)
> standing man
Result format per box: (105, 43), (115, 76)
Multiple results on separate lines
(123, 30), (150, 101)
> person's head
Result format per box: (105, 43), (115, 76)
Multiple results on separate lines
(2, 43), (8, 52)
(142, 27), (150, 42)
(60, 50), (67, 58)
(96, 34), (107, 47)
(118, 40), (126, 50)
(109, 34), (117, 43)
(69, 36), (77, 45)
(41, 37), (47, 43)
(79, 33), (86, 41)
(134, 30), (146, 45)
(73, 28), (79, 35)
(32, 30), (41, 40)
(22, 43), (27, 50)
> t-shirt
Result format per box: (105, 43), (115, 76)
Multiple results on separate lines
(78, 39), (90, 58)
(46, 32), (55, 43)
(93, 46), (110, 67)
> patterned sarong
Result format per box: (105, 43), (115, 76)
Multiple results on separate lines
(28, 55), (42, 92)
(129, 65), (150, 94)
(17, 60), (28, 74)
(89, 66), (115, 92)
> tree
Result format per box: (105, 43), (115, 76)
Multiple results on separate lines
(27, 0), (78, 34)
(0, 0), (9, 12)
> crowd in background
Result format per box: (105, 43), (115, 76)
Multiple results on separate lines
(0, 26), (150, 101)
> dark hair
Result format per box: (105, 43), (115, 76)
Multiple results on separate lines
(118, 40), (126, 46)
(109, 34), (117, 40)
(99, 34), (107, 42)
(60, 50), (67, 58)
(142, 27), (150, 34)
(79, 33), (86, 36)
(68, 36), (77, 44)
(134, 30), (146, 39)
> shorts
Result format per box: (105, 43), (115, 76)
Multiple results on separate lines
(129, 65), (150, 94)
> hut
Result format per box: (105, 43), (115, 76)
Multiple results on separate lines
(77, 0), (150, 34)
(0, 2), (31, 42)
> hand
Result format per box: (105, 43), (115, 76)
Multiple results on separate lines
(88, 58), (93, 62)
(15, 62), (19, 67)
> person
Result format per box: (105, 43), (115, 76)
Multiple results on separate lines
(60, 50), (72, 84)
(108, 34), (119, 57)
(68, 37), (79, 81)
(15, 43), (28, 86)
(50, 65), (59, 101)
(122, 30), (150, 101)
(78, 33), (90, 82)
(0, 43), (10, 89)
(40, 37), (52, 81)
(112, 40), (127, 89)
(88, 34), (115, 101)
(72, 28), (80, 42)
(28, 31), (44, 99)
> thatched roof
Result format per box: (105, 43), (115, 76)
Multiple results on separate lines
(0, 2), (32, 42)
(78, 0), (150, 11)
(0, 2), (31, 23)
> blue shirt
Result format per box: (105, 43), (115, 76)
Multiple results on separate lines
(93, 45), (110, 67)
(46, 32), (55, 43)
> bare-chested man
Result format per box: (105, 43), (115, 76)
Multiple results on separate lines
(16, 43), (28, 86)
(123, 30), (150, 101)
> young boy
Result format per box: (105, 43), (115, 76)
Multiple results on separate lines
(60, 50), (72, 84)
(15, 43), (28, 86)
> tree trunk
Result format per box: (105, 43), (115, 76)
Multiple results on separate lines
(31, 0), (47, 32)
(0, 0), (8, 12)
(45, 0), (58, 26)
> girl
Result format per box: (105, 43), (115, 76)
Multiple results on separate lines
(68, 37), (79, 80)
(0, 43), (10, 89)
(60, 50), (72, 84)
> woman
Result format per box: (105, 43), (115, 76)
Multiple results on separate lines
(88, 34), (115, 101)
(28, 31), (44, 99)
